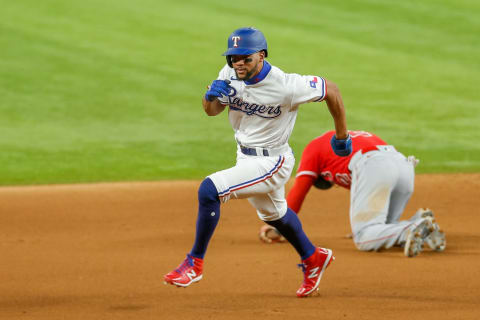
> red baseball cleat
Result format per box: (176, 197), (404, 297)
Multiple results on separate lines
(164, 254), (203, 287)
(296, 247), (334, 298)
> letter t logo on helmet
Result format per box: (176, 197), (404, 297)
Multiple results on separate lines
(223, 27), (268, 67)
(232, 36), (241, 47)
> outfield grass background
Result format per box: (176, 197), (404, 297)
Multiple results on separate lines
(1, 0), (479, 185)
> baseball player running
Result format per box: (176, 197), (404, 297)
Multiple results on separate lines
(259, 130), (446, 257)
(164, 27), (353, 297)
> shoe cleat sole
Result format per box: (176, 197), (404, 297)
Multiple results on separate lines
(426, 229), (446, 252)
(404, 218), (434, 257)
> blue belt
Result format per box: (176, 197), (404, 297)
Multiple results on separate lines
(240, 146), (270, 156)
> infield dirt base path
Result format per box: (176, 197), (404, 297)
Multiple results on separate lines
(1, 173), (479, 320)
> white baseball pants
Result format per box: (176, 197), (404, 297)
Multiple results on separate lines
(208, 147), (295, 221)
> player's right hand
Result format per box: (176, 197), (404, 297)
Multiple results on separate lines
(205, 80), (232, 102)
(259, 225), (286, 244)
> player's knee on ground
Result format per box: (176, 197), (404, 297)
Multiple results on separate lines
(353, 238), (372, 251)
(351, 227), (378, 251)
(353, 236), (380, 251)
(198, 178), (220, 206)
(352, 229), (399, 252)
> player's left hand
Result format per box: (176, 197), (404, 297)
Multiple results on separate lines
(331, 134), (352, 157)
(259, 225), (286, 244)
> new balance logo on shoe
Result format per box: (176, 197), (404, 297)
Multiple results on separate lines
(308, 267), (320, 279)
(186, 270), (197, 280)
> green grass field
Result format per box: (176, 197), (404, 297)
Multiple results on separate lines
(1, 0), (479, 185)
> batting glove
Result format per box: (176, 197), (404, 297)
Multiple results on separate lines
(205, 80), (232, 102)
(331, 134), (352, 157)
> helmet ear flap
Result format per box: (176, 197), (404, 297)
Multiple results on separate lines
(226, 56), (233, 68)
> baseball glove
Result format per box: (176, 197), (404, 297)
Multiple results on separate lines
(259, 225), (286, 244)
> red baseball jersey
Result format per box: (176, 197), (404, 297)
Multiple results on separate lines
(296, 130), (387, 189)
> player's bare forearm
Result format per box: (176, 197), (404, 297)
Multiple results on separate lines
(324, 80), (348, 139)
(202, 98), (227, 116)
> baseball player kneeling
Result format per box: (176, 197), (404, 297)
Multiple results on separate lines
(259, 130), (446, 257)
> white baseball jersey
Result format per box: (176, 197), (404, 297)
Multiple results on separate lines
(217, 61), (326, 149)
(208, 60), (329, 221)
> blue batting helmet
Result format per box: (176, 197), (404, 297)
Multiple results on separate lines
(222, 27), (268, 67)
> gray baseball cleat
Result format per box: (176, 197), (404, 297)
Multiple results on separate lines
(404, 216), (436, 257)
(412, 207), (433, 220)
(414, 208), (447, 252)
(425, 226), (446, 252)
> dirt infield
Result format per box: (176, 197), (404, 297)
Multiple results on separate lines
(1, 173), (479, 320)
